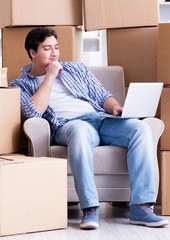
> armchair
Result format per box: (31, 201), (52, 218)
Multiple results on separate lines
(23, 66), (164, 203)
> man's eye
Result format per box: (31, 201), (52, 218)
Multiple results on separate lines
(44, 47), (50, 51)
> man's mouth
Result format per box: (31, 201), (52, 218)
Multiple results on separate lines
(50, 58), (57, 61)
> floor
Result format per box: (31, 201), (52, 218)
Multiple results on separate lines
(1, 203), (170, 240)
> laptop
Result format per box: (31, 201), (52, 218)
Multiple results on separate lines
(121, 82), (163, 118)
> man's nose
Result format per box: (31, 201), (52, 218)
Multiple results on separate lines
(51, 47), (57, 54)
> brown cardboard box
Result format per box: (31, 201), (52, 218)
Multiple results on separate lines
(107, 27), (158, 86)
(2, 26), (83, 82)
(83, 0), (159, 31)
(160, 87), (170, 150)
(0, 155), (67, 236)
(0, 87), (20, 154)
(161, 151), (170, 215)
(158, 23), (170, 85)
(0, 0), (82, 27)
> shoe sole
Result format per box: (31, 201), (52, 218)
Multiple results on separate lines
(80, 222), (99, 229)
(130, 219), (169, 227)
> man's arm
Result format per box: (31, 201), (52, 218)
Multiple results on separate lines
(103, 96), (123, 116)
(32, 61), (63, 114)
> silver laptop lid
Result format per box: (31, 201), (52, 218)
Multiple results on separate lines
(121, 82), (163, 118)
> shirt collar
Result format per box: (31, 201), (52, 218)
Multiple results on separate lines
(21, 64), (32, 73)
(21, 64), (36, 80)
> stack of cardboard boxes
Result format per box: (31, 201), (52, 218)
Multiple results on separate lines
(158, 23), (170, 215)
(83, 0), (159, 86)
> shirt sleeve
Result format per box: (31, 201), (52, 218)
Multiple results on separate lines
(9, 78), (43, 118)
(79, 63), (114, 106)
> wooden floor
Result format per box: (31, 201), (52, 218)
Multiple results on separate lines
(1, 203), (170, 240)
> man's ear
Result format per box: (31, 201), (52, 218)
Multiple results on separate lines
(29, 49), (36, 59)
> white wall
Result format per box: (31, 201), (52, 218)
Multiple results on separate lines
(82, 30), (107, 66)
(159, 1), (170, 22)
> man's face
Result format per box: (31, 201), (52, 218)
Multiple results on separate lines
(31, 36), (60, 67)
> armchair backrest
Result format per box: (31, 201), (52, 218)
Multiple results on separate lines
(87, 66), (125, 106)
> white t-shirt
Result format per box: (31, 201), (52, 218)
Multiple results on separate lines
(37, 76), (97, 119)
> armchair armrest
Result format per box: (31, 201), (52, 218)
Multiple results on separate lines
(143, 117), (164, 150)
(24, 117), (51, 157)
(143, 117), (164, 197)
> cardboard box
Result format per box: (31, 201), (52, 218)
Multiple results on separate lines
(0, 67), (8, 87)
(161, 151), (170, 215)
(0, 0), (82, 27)
(158, 23), (170, 85)
(107, 26), (158, 86)
(0, 155), (67, 236)
(83, 0), (159, 31)
(2, 26), (83, 82)
(0, 87), (20, 154)
(160, 87), (170, 150)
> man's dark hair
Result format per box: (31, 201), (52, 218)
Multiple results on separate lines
(25, 27), (58, 59)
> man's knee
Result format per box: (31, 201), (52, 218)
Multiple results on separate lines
(129, 119), (152, 142)
(66, 120), (96, 138)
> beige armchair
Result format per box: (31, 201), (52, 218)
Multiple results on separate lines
(23, 66), (164, 203)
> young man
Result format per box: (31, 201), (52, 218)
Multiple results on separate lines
(10, 27), (169, 229)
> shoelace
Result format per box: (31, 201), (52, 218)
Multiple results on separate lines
(137, 203), (153, 208)
(83, 207), (97, 215)
(136, 204), (154, 213)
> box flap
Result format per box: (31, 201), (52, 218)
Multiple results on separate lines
(0, 156), (24, 165)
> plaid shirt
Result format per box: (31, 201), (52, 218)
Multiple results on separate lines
(9, 61), (113, 144)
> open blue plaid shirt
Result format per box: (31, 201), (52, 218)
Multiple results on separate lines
(9, 61), (113, 144)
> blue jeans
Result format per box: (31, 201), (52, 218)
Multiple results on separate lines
(54, 113), (156, 209)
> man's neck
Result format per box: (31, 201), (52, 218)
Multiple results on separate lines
(29, 65), (46, 77)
